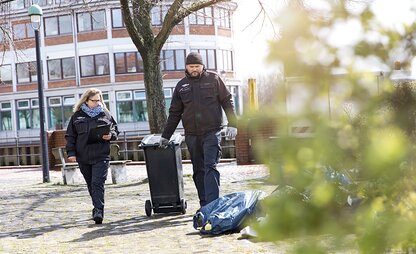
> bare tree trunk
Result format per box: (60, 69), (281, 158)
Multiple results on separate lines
(142, 51), (166, 134)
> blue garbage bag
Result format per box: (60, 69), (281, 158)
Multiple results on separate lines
(193, 190), (266, 235)
(323, 165), (352, 186)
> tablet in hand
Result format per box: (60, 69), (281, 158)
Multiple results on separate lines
(88, 124), (111, 143)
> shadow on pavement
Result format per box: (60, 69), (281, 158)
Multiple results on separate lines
(0, 186), (88, 239)
(108, 178), (148, 189)
(0, 184), (193, 242)
(69, 213), (194, 243)
(0, 217), (91, 240)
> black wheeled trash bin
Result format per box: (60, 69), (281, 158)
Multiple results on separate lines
(139, 133), (187, 217)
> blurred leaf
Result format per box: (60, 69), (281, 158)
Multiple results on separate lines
(249, 0), (416, 252)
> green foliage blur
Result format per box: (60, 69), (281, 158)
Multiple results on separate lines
(245, 1), (416, 253)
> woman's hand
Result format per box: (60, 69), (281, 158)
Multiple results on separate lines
(102, 133), (112, 141)
(68, 156), (76, 162)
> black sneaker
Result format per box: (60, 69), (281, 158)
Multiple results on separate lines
(91, 208), (96, 220)
(93, 209), (103, 224)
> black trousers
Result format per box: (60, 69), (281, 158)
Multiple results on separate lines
(79, 160), (109, 211)
(185, 130), (222, 207)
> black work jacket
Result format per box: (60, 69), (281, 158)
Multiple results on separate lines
(162, 69), (237, 139)
(65, 110), (119, 165)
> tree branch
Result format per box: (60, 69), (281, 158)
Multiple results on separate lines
(179, 0), (230, 18)
(242, 0), (278, 39)
(120, 0), (146, 53)
(154, 0), (184, 51)
(155, 0), (230, 51)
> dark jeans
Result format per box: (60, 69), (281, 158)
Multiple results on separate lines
(79, 160), (109, 211)
(185, 130), (222, 207)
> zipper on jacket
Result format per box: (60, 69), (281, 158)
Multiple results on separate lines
(193, 78), (199, 133)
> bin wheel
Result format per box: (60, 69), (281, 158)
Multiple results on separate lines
(180, 199), (187, 214)
(145, 200), (152, 217)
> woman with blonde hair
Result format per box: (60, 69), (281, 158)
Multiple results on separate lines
(65, 88), (119, 224)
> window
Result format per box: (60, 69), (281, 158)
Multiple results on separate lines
(228, 86), (240, 115)
(126, 52), (138, 73)
(62, 96), (75, 129)
(161, 5), (169, 24)
(114, 52), (144, 74)
(116, 90), (149, 123)
(16, 99), (40, 130)
(164, 88), (173, 115)
(44, 16), (58, 36)
(0, 65), (12, 85)
(48, 96), (75, 130)
(160, 49), (186, 71)
(13, 23), (34, 40)
(162, 50), (174, 70)
(111, 8), (124, 28)
(217, 49), (234, 72)
(48, 57), (75, 80)
(191, 49), (216, 70)
(0, 102), (12, 131)
(151, 6), (162, 26)
(44, 15), (73, 36)
(54, 0), (72, 5)
(102, 92), (110, 109)
(175, 50), (185, 69)
(116, 91), (133, 123)
(0, 25), (10, 43)
(10, 0), (25, 10)
(111, 8), (134, 28)
(37, 0), (49, 7)
(133, 90), (148, 122)
(114, 53), (123, 74)
(116, 89), (173, 123)
(151, 5), (173, 26)
(215, 7), (231, 28)
(80, 54), (109, 77)
(77, 10), (106, 32)
(189, 7), (213, 25)
(16, 62), (37, 84)
(95, 54), (109, 75)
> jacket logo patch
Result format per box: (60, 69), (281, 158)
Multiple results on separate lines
(76, 116), (85, 120)
(179, 83), (191, 92)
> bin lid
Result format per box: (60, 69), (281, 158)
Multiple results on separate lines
(140, 133), (183, 146)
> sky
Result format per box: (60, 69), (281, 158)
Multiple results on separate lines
(233, 0), (281, 80)
(232, 0), (416, 80)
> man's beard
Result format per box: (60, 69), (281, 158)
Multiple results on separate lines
(190, 71), (200, 77)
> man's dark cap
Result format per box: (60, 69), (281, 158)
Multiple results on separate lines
(186, 52), (204, 65)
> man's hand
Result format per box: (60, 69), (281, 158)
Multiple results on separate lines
(159, 137), (169, 149)
(67, 156), (76, 162)
(102, 133), (111, 140)
(226, 127), (238, 140)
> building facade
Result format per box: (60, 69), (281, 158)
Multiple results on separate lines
(0, 0), (242, 144)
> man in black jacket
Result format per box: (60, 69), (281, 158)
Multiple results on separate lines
(160, 52), (238, 209)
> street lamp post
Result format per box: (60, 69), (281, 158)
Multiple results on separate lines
(29, 4), (50, 183)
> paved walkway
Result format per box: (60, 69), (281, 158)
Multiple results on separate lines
(0, 163), (284, 254)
